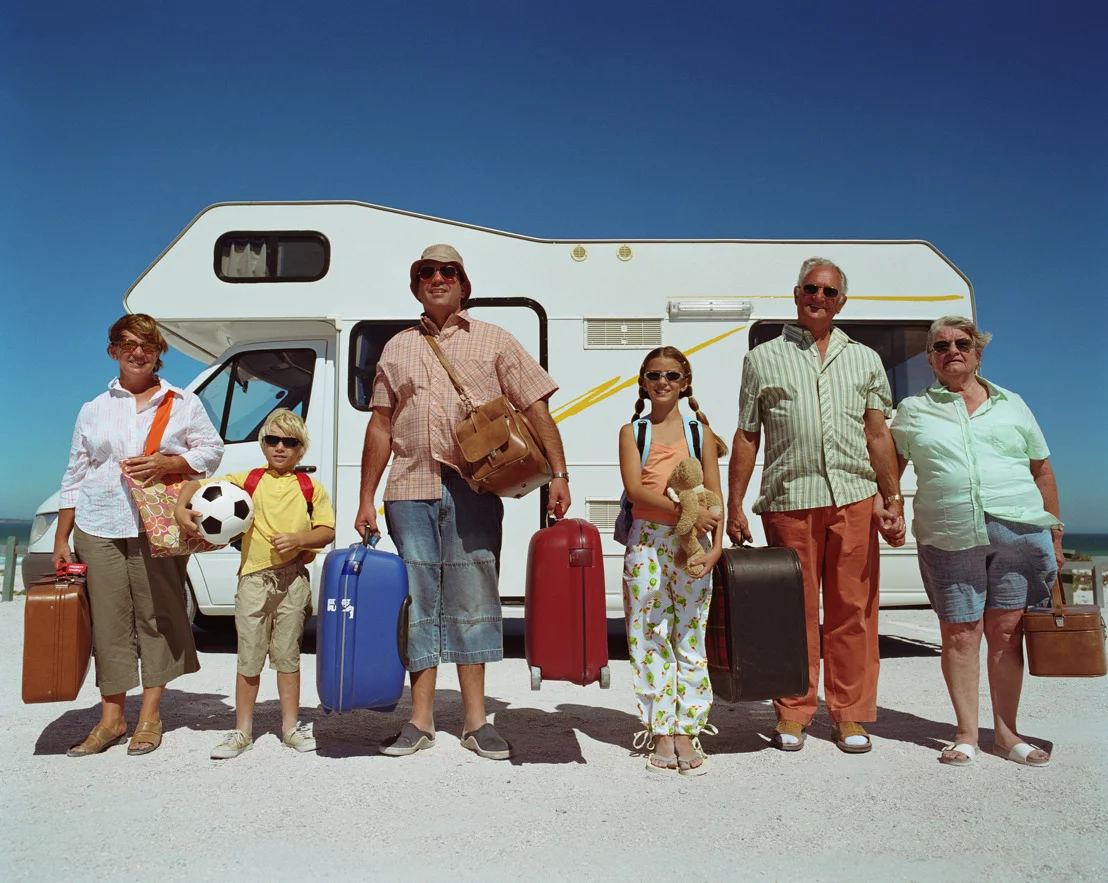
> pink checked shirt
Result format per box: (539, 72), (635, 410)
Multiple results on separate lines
(370, 311), (557, 500)
(59, 377), (225, 538)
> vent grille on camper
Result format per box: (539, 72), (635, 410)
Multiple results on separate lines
(617, 244), (633, 261)
(584, 318), (663, 349)
(570, 245), (588, 262)
(586, 500), (622, 532)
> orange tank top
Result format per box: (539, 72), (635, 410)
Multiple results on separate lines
(631, 439), (691, 525)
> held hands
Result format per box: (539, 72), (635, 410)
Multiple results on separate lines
(874, 501), (906, 547)
(726, 507), (754, 546)
(121, 452), (176, 485)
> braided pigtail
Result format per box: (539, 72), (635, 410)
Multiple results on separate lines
(687, 391), (729, 458)
(632, 389), (647, 422)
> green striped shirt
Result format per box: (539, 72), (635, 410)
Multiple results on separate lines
(738, 325), (892, 514)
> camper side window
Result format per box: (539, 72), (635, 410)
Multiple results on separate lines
(215, 232), (329, 282)
(749, 322), (932, 407)
(348, 321), (420, 411)
(196, 348), (316, 442)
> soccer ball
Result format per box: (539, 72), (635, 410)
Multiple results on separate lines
(190, 481), (255, 546)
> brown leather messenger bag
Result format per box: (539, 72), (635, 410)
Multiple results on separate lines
(423, 334), (552, 499)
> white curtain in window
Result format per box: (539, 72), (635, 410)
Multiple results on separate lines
(221, 239), (267, 277)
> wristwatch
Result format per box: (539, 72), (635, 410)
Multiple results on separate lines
(885, 493), (904, 504)
(1050, 522), (1064, 532)
(552, 472), (570, 481)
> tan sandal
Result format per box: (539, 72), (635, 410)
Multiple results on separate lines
(127, 720), (163, 756)
(67, 724), (128, 757)
(772, 720), (807, 751)
(832, 721), (872, 754)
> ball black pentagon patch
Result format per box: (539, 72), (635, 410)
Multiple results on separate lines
(201, 516), (223, 535)
(201, 484), (223, 502)
(233, 500), (250, 519)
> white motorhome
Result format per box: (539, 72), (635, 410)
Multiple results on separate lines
(26, 201), (974, 617)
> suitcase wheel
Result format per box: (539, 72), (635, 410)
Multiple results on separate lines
(529, 666), (542, 691)
(599, 666), (611, 689)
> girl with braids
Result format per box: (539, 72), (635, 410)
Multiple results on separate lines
(619, 346), (727, 775)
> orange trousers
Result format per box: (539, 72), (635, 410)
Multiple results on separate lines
(762, 496), (880, 725)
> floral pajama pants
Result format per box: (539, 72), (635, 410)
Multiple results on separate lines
(623, 519), (713, 737)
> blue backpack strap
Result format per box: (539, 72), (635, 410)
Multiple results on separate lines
(683, 418), (702, 462)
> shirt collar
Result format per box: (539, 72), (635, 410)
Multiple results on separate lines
(420, 309), (471, 336)
(926, 376), (1010, 401)
(782, 324), (849, 349)
(108, 376), (180, 399)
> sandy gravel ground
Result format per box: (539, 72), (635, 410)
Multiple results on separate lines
(2, 598), (1105, 882)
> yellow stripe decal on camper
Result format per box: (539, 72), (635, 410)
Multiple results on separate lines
(551, 325), (746, 423)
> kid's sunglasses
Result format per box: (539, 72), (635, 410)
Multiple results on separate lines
(643, 370), (687, 382)
(417, 265), (460, 280)
(930, 339), (974, 353)
(263, 435), (302, 448)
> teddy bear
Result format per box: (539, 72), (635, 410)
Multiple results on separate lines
(665, 456), (722, 578)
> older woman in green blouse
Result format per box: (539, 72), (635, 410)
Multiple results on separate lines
(889, 316), (1063, 768)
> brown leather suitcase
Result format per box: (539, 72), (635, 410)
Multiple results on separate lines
(1024, 578), (1106, 678)
(22, 565), (94, 703)
(706, 544), (808, 702)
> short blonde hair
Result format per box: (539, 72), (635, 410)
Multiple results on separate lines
(259, 408), (310, 454)
(108, 313), (169, 372)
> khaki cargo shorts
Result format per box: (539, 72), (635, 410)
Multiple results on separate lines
(235, 561), (312, 676)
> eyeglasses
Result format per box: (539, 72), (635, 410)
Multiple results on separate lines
(930, 339), (974, 354)
(115, 340), (160, 355)
(417, 265), (460, 281)
(643, 370), (687, 383)
(263, 435), (302, 448)
(800, 283), (840, 298)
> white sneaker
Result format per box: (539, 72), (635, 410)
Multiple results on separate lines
(282, 722), (317, 753)
(211, 729), (253, 760)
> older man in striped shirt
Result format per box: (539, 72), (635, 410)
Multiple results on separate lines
(727, 257), (905, 754)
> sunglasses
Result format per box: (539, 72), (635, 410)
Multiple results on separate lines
(930, 339), (974, 354)
(800, 283), (840, 298)
(417, 265), (460, 280)
(115, 340), (160, 355)
(643, 370), (687, 383)
(263, 435), (302, 448)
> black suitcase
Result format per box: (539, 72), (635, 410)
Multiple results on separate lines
(706, 544), (808, 702)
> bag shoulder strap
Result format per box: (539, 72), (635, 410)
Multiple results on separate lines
(143, 392), (175, 456)
(295, 472), (315, 516)
(422, 334), (475, 413)
(243, 467), (315, 516)
(685, 418), (702, 462)
(634, 418), (651, 468)
(244, 468), (266, 496)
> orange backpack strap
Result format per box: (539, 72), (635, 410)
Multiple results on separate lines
(143, 392), (175, 456)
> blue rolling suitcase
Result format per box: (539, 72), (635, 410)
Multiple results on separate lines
(317, 533), (411, 713)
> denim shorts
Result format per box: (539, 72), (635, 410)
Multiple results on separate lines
(917, 515), (1055, 623)
(384, 468), (504, 671)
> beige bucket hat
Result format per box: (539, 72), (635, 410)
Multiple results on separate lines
(409, 244), (472, 299)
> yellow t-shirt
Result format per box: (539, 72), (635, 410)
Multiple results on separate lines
(201, 468), (336, 576)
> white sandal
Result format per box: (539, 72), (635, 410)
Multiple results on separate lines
(996, 742), (1050, 767)
(939, 743), (976, 766)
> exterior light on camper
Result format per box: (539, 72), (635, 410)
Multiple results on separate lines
(666, 299), (754, 320)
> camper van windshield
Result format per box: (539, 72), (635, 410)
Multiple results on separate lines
(196, 348), (315, 442)
(749, 322), (932, 406)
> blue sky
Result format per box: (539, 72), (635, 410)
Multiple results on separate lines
(3, 1), (1105, 530)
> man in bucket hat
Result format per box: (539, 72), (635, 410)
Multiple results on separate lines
(356, 244), (571, 760)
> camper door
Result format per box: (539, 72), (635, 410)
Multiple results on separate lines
(188, 339), (335, 610)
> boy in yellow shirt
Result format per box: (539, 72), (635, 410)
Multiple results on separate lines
(176, 409), (335, 759)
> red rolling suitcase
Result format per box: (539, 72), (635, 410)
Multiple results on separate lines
(525, 511), (610, 690)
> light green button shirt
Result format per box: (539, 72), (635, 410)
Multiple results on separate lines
(738, 325), (892, 514)
(890, 378), (1058, 551)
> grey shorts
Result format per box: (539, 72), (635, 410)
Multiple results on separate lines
(917, 515), (1055, 624)
(384, 469), (504, 672)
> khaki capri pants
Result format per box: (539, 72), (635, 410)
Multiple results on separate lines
(73, 526), (200, 695)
